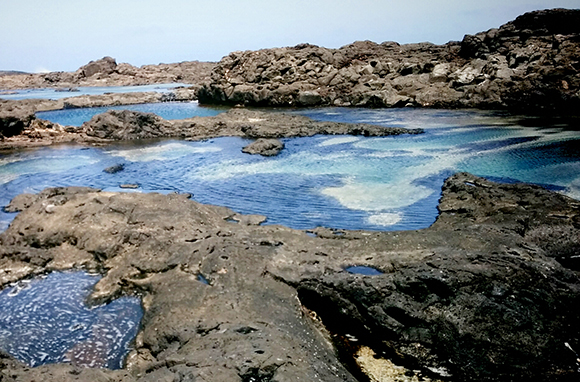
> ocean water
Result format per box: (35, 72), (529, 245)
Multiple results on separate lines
(0, 83), (189, 101)
(1, 106), (579, 233)
(36, 101), (226, 126)
(1, 104), (579, 369)
(0, 271), (142, 369)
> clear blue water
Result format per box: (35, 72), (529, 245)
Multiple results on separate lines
(0, 104), (579, 369)
(1, 107), (579, 234)
(0, 83), (189, 101)
(37, 101), (226, 126)
(0, 271), (142, 369)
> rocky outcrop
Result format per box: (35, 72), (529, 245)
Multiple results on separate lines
(0, 89), (198, 117)
(0, 108), (420, 150)
(78, 56), (118, 78)
(198, 9), (580, 114)
(0, 173), (579, 381)
(0, 58), (215, 90)
(0, 108), (35, 138)
(242, 138), (285, 156)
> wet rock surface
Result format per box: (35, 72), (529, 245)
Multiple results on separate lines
(0, 108), (420, 150)
(0, 57), (215, 90)
(0, 173), (579, 381)
(241, 138), (285, 156)
(198, 9), (580, 114)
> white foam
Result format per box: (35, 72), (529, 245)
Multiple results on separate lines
(0, 173), (20, 185)
(192, 151), (356, 181)
(321, 180), (434, 211)
(564, 178), (580, 201)
(367, 213), (402, 226)
(108, 142), (222, 162)
(318, 136), (360, 147)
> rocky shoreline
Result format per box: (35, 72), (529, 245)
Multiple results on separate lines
(0, 57), (214, 91)
(0, 108), (421, 152)
(0, 7), (579, 382)
(198, 9), (580, 114)
(0, 173), (578, 381)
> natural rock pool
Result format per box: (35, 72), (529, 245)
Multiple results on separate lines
(1, 104), (579, 371)
(2, 106), (579, 233)
(0, 271), (142, 369)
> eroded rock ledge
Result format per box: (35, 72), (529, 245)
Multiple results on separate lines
(0, 173), (579, 381)
(198, 9), (580, 114)
(0, 108), (421, 151)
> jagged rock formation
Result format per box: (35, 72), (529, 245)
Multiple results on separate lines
(0, 108), (420, 150)
(0, 57), (215, 90)
(242, 138), (285, 156)
(0, 173), (579, 381)
(198, 9), (580, 114)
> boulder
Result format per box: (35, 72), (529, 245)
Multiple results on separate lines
(241, 138), (285, 156)
(78, 56), (117, 78)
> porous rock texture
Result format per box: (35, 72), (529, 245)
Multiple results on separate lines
(0, 173), (579, 381)
(0, 108), (421, 150)
(241, 138), (285, 156)
(198, 9), (580, 114)
(0, 57), (215, 90)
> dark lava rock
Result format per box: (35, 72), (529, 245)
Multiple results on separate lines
(81, 108), (421, 142)
(78, 56), (118, 78)
(0, 107), (420, 150)
(103, 164), (125, 174)
(198, 9), (580, 114)
(241, 138), (285, 156)
(119, 184), (139, 189)
(82, 109), (173, 140)
(0, 173), (579, 381)
(0, 108), (35, 138)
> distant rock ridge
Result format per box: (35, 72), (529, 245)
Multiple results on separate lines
(0, 57), (215, 90)
(198, 8), (580, 114)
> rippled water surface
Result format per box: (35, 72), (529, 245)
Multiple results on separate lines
(1, 106), (579, 233)
(0, 272), (142, 369)
(37, 101), (226, 126)
(0, 83), (188, 100)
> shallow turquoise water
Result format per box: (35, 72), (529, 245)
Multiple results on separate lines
(37, 101), (225, 126)
(2, 106), (579, 233)
(1, 104), (579, 369)
(0, 83), (188, 101)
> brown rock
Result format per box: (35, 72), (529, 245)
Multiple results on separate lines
(241, 138), (285, 156)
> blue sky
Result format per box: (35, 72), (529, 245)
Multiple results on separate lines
(1, 0), (579, 72)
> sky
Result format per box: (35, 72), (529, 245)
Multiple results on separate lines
(1, 0), (579, 73)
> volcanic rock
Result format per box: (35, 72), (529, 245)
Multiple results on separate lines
(0, 108), (420, 150)
(241, 138), (285, 156)
(78, 56), (118, 78)
(198, 9), (580, 114)
(103, 164), (125, 174)
(0, 173), (579, 381)
(0, 58), (215, 90)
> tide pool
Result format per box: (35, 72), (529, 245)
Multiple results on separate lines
(0, 271), (142, 369)
(1, 107), (579, 233)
